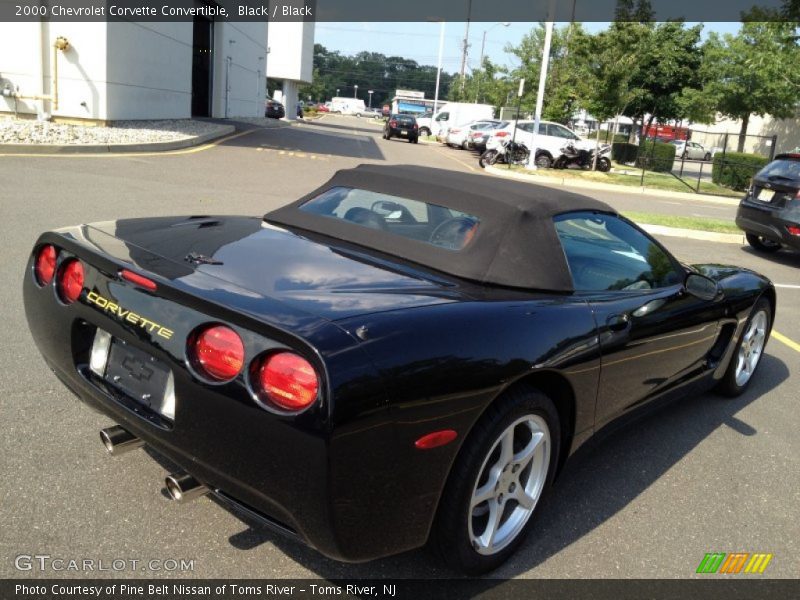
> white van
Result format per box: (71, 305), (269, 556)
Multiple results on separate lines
(416, 103), (494, 138)
(330, 97), (367, 116)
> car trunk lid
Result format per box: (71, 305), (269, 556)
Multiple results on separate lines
(83, 216), (465, 321)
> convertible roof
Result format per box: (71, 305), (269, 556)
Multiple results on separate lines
(265, 164), (616, 291)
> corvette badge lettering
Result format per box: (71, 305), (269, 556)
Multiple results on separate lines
(85, 291), (174, 340)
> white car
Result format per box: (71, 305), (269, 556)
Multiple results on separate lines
(670, 140), (711, 161)
(487, 120), (587, 168)
(445, 120), (506, 150)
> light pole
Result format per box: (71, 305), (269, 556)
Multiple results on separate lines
(527, 18), (555, 169)
(354, 84), (358, 99)
(476, 22), (510, 103)
(368, 90), (373, 109)
(432, 19), (445, 119)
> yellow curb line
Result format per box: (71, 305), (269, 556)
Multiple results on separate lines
(773, 331), (800, 353)
(434, 147), (476, 172)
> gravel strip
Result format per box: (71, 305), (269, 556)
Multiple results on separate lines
(0, 118), (228, 145)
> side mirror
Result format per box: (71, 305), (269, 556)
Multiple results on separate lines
(685, 273), (721, 301)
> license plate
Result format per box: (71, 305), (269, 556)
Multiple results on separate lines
(400, 130), (408, 136)
(757, 188), (774, 202)
(104, 340), (170, 416)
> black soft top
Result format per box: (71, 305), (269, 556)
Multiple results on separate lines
(265, 164), (616, 291)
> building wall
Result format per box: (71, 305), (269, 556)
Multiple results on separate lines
(0, 22), (108, 120)
(105, 22), (192, 120)
(1, 21), (269, 121)
(692, 111), (800, 156)
(211, 22), (268, 118)
(266, 21), (314, 84)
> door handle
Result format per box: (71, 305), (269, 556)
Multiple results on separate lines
(606, 313), (631, 332)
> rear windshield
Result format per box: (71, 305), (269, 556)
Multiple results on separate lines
(756, 158), (800, 181)
(299, 187), (480, 250)
(392, 116), (416, 125)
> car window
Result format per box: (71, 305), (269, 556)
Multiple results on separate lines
(756, 159), (800, 181)
(299, 187), (481, 251)
(548, 124), (578, 139)
(554, 212), (683, 292)
(436, 112), (449, 121)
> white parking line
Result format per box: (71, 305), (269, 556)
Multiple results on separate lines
(775, 284), (800, 289)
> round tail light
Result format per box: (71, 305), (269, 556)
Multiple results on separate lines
(190, 325), (244, 382)
(34, 244), (57, 286)
(257, 352), (319, 412)
(57, 259), (84, 304)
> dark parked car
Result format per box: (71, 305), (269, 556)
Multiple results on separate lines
(265, 99), (285, 119)
(383, 114), (418, 143)
(24, 165), (775, 574)
(736, 153), (800, 253)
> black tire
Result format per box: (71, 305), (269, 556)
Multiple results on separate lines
(419, 127), (431, 137)
(412, 137), (419, 144)
(534, 153), (553, 169)
(746, 233), (781, 253)
(704, 152), (711, 161)
(596, 157), (611, 172)
(408, 136), (414, 143)
(478, 149), (498, 168)
(461, 140), (469, 150)
(431, 385), (560, 575)
(715, 298), (772, 397)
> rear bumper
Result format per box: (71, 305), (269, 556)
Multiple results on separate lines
(21, 241), (440, 563)
(736, 203), (800, 250)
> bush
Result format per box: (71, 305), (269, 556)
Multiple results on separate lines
(612, 142), (639, 164)
(635, 141), (676, 173)
(711, 152), (769, 191)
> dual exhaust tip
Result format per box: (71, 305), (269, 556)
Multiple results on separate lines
(99, 425), (209, 503)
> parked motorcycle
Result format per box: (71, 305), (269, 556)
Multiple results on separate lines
(478, 137), (531, 168)
(552, 142), (612, 172)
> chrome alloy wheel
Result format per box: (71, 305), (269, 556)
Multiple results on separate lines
(468, 415), (550, 555)
(735, 310), (768, 387)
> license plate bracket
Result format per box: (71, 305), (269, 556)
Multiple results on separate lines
(104, 341), (170, 416)
(757, 188), (774, 202)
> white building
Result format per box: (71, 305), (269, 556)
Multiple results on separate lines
(0, 19), (310, 122)
(265, 20), (314, 119)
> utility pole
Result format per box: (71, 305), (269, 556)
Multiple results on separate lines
(458, 0), (472, 94)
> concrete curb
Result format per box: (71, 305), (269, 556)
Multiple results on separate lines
(640, 224), (745, 245)
(485, 164), (740, 206)
(0, 124), (235, 155)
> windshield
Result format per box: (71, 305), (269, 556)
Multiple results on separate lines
(299, 187), (480, 251)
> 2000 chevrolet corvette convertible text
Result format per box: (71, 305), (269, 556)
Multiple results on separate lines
(24, 165), (775, 574)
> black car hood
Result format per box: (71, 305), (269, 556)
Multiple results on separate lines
(84, 216), (462, 320)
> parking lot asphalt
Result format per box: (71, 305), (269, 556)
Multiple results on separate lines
(1, 114), (798, 579)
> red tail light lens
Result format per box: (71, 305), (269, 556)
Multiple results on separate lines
(57, 259), (84, 304)
(34, 244), (57, 286)
(257, 352), (319, 412)
(495, 131), (509, 137)
(787, 225), (800, 236)
(191, 325), (244, 382)
(390, 119), (397, 127)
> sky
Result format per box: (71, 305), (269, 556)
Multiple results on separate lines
(314, 22), (744, 74)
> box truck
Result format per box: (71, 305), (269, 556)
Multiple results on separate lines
(330, 97), (367, 116)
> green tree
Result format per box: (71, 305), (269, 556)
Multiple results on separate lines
(701, 22), (799, 151)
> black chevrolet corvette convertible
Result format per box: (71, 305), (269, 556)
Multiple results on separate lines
(24, 165), (774, 574)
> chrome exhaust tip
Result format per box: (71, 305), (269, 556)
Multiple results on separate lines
(165, 472), (209, 504)
(100, 425), (144, 456)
